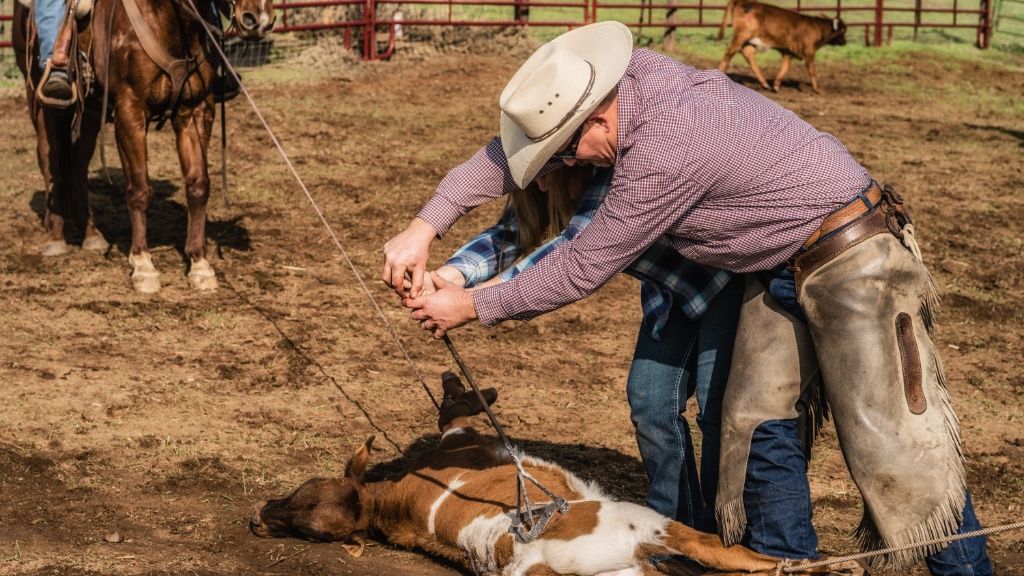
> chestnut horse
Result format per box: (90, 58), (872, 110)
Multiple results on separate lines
(13, 0), (275, 293)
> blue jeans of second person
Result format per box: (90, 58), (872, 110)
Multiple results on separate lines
(34, 0), (67, 70)
(628, 275), (819, 559)
(626, 276), (744, 533)
(759, 264), (993, 575)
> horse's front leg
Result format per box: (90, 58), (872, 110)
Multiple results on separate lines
(37, 107), (71, 256)
(114, 98), (161, 293)
(173, 99), (217, 291)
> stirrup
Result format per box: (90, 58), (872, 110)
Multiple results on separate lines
(36, 60), (78, 109)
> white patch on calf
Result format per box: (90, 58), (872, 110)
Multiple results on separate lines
(456, 511), (514, 575)
(748, 37), (770, 51)
(428, 474), (466, 535)
(520, 455), (608, 501)
(510, 501), (669, 576)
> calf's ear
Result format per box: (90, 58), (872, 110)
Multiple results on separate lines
(344, 436), (375, 480)
(341, 532), (367, 557)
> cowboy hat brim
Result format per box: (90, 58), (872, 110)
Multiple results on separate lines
(500, 21), (633, 188)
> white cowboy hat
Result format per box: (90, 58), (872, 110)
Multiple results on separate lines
(499, 21), (633, 188)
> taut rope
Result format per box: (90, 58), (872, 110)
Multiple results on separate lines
(776, 520), (1024, 574)
(179, 1), (570, 540)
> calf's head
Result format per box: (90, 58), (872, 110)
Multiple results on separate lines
(250, 436), (374, 556)
(828, 17), (848, 45)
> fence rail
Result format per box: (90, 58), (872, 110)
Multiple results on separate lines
(0, 0), (998, 57)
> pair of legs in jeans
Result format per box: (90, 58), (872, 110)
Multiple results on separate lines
(627, 273), (992, 575)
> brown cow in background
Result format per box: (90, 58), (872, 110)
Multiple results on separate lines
(718, 2), (847, 94)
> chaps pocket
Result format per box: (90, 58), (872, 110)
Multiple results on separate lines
(895, 313), (927, 414)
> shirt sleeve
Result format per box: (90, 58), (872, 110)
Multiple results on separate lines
(472, 120), (705, 325)
(444, 207), (521, 288)
(416, 138), (519, 238)
(416, 138), (566, 238)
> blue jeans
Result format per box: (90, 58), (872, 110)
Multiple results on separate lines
(759, 265), (993, 575)
(626, 276), (744, 533)
(34, 0), (66, 69)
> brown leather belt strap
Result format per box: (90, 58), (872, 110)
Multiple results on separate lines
(792, 208), (892, 296)
(802, 183), (883, 249)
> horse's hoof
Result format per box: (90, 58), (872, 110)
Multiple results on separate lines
(82, 234), (110, 252)
(188, 259), (218, 291)
(129, 252), (161, 294)
(40, 240), (70, 257)
(132, 271), (161, 294)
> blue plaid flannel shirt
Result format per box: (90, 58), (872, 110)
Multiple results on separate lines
(445, 169), (733, 340)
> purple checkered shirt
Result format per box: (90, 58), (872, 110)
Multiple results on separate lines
(418, 49), (871, 326)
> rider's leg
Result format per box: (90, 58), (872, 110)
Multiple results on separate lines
(35, 0), (74, 103)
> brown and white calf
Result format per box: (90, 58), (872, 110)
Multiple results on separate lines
(718, 1), (847, 94)
(250, 414), (805, 574)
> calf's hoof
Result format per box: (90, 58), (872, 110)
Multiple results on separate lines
(82, 234), (110, 252)
(40, 240), (70, 257)
(188, 259), (218, 291)
(129, 252), (161, 294)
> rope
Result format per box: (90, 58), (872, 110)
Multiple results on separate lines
(181, 1), (569, 540)
(444, 335), (568, 542)
(776, 520), (1024, 574)
(178, 0), (438, 409)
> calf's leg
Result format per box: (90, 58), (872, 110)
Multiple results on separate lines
(740, 45), (771, 90)
(717, 34), (747, 72)
(772, 55), (792, 92)
(805, 54), (821, 94)
(661, 521), (778, 573)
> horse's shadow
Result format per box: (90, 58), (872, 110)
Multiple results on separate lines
(29, 168), (252, 265)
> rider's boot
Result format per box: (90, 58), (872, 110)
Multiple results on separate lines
(39, 18), (75, 107)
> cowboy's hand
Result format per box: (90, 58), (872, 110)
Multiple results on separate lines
(404, 273), (477, 339)
(382, 218), (437, 298)
(401, 265), (467, 296)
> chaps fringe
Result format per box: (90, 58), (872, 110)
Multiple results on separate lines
(716, 497), (748, 547)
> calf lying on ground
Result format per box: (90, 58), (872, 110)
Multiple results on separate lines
(718, 1), (847, 93)
(250, 373), (808, 575)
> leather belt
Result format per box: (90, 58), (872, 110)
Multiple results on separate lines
(802, 183), (883, 249)
(791, 182), (912, 296)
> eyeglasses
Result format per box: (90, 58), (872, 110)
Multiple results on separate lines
(551, 122), (587, 160)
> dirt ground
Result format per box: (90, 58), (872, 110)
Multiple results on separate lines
(0, 34), (1022, 576)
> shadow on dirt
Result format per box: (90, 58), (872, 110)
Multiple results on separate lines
(29, 169), (252, 263)
(363, 433), (649, 504)
(964, 123), (1024, 147)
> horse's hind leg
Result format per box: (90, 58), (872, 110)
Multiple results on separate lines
(114, 100), (160, 293)
(73, 108), (109, 252)
(173, 100), (217, 291)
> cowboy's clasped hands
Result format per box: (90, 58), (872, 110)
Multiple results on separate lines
(403, 273), (477, 339)
(382, 218), (436, 298)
